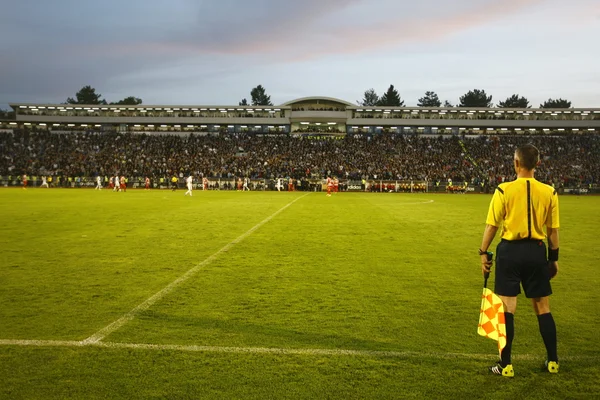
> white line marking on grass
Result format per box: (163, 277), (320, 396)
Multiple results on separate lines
(0, 339), (83, 347)
(397, 199), (434, 205)
(89, 342), (510, 360)
(0, 339), (596, 362)
(81, 193), (310, 345)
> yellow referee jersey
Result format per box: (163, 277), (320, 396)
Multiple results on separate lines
(486, 178), (559, 241)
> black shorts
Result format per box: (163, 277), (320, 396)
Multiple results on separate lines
(494, 239), (552, 298)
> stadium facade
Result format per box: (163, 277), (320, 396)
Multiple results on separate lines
(5, 97), (600, 135)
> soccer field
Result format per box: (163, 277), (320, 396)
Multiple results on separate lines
(0, 189), (599, 399)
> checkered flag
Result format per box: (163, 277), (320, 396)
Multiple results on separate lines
(478, 288), (507, 357)
(477, 251), (506, 357)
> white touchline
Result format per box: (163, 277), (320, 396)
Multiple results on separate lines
(0, 339), (594, 362)
(81, 193), (310, 345)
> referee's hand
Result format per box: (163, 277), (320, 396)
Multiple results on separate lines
(549, 261), (559, 280)
(481, 254), (493, 277)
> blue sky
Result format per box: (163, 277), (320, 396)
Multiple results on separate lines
(1, 0), (599, 108)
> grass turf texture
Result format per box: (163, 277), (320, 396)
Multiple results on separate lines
(0, 189), (598, 399)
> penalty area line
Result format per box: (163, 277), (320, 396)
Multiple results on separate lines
(0, 339), (596, 362)
(81, 193), (309, 345)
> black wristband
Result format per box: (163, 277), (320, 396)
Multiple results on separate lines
(478, 249), (487, 255)
(548, 248), (559, 262)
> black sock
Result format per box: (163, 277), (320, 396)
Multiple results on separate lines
(501, 312), (515, 367)
(538, 313), (558, 362)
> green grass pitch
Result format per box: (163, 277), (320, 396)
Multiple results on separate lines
(0, 189), (599, 399)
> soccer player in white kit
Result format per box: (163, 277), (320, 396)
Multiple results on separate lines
(243, 177), (250, 191)
(185, 175), (193, 196)
(40, 176), (49, 188)
(95, 176), (102, 190)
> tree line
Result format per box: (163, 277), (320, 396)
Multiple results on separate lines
(62, 84), (574, 109)
(62, 86), (143, 106)
(0, 85), (274, 119)
(0, 84), (577, 120)
(358, 85), (572, 108)
(59, 85), (274, 107)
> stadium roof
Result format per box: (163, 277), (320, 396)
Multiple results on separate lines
(9, 103), (285, 110)
(280, 96), (354, 107)
(9, 101), (600, 113)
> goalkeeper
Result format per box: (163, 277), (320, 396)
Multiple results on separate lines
(479, 144), (560, 377)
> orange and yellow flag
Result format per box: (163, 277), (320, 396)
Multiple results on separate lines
(478, 288), (507, 357)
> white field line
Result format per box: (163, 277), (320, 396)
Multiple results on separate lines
(0, 339), (596, 361)
(366, 198), (434, 206)
(0, 339), (84, 347)
(397, 199), (434, 205)
(81, 193), (309, 345)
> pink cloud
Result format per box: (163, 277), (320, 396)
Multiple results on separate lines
(85, 0), (594, 63)
(288, 0), (549, 61)
(82, 0), (364, 58)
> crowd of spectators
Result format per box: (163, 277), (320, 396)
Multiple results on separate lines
(1, 130), (598, 188)
(293, 127), (345, 134)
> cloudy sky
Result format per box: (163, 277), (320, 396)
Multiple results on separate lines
(1, 0), (599, 109)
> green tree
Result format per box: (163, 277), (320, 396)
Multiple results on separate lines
(66, 85), (107, 104)
(443, 100), (454, 108)
(497, 94), (530, 108)
(0, 108), (16, 119)
(110, 96), (142, 105)
(417, 91), (441, 107)
(250, 85), (273, 106)
(239, 98), (248, 106)
(357, 88), (380, 106)
(458, 89), (493, 108)
(377, 85), (404, 107)
(540, 98), (572, 108)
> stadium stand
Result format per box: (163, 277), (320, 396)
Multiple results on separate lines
(1, 129), (598, 191)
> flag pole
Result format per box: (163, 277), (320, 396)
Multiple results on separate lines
(479, 251), (494, 332)
(483, 251), (493, 289)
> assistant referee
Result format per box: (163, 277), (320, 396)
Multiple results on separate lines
(479, 143), (560, 377)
